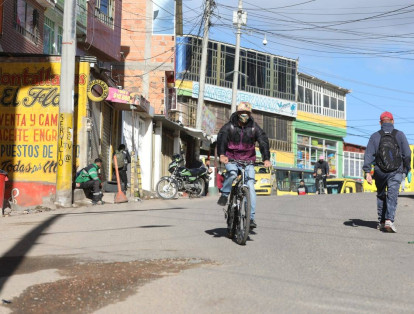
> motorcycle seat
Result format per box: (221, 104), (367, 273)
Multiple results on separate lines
(189, 168), (206, 176)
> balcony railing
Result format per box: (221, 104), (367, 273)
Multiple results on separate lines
(95, 7), (114, 28)
(298, 102), (345, 119)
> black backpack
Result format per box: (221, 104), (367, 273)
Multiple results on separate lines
(375, 129), (402, 172)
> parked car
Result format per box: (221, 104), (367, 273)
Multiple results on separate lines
(254, 166), (274, 195)
(326, 178), (363, 194)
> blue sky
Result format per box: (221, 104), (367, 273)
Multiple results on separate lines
(182, 0), (414, 146)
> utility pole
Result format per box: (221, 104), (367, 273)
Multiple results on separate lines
(55, 0), (77, 207)
(231, 0), (247, 113)
(196, 0), (212, 130)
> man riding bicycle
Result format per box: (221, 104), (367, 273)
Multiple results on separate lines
(217, 102), (271, 229)
(313, 155), (329, 193)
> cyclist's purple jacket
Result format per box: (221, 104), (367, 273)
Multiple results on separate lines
(217, 112), (270, 162)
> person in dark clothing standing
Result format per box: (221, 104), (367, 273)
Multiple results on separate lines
(313, 155), (329, 193)
(363, 111), (411, 233)
(114, 144), (131, 193)
(216, 102), (271, 229)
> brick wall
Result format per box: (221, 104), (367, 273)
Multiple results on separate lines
(115, 0), (175, 115)
(0, 0), (44, 53)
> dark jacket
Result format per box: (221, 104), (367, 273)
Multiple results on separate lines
(363, 123), (411, 174)
(314, 160), (329, 176)
(217, 112), (270, 162)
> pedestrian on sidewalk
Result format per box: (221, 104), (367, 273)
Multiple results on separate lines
(363, 111), (411, 232)
(113, 144), (131, 193)
(75, 158), (105, 205)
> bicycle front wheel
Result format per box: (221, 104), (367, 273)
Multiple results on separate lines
(235, 186), (251, 245)
(227, 193), (237, 239)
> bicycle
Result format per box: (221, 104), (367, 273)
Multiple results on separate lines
(316, 174), (327, 195)
(224, 160), (260, 245)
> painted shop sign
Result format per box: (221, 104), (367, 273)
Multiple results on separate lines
(106, 87), (130, 103)
(192, 82), (297, 118)
(0, 62), (88, 183)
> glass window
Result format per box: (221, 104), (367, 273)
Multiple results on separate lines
(100, 0), (108, 15)
(43, 17), (55, 54)
(15, 0), (36, 36)
(327, 181), (344, 194)
(330, 97), (337, 110)
(276, 170), (290, 191)
(291, 171), (301, 192)
(338, 99), (345, 111)
(298, 86), (304, 102)
(304, 172), (316, 193)
(305, 88), (312, 105)
(323, 95), (330, 108)
(327, 150), (337, 175)
(57, 26), (63, 54)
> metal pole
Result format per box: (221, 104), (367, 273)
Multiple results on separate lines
(196, 0), (212, 130)
(55, 0), (77, 207)
(231, 0), (243, 114)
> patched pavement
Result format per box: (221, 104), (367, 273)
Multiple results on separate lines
(1, 193), (414, 313)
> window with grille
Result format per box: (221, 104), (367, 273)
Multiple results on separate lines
(95, 0), (114, 27)
(14, 0), (39, 43)
(57, 26), (63, 54)
(43, 17), (55, 54)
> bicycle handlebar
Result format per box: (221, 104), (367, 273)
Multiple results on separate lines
(228, 159), (264, 167)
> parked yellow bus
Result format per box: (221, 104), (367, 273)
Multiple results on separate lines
(363, 144), (414, 192)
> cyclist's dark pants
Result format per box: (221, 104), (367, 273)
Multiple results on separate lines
(315, 176), (327, 190)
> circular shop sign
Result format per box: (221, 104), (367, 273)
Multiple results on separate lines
(87, 79), (109, 102)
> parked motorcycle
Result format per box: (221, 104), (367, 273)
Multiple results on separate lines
(156, 153), (210, 200)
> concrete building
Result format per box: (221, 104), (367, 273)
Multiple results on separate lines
(295, 72), (350, 178)
(174, 35), (298, 169)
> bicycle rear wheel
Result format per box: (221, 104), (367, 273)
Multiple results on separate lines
(235, 186), (251, 245)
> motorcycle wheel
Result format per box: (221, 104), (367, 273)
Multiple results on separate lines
(190, 178), (205, 198)
(156, 177), (178, 200)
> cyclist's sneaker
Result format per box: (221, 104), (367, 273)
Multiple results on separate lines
(92, 200), (105, 205)
(377, 222), (385, 231)
(217, 195), (228, 206)
(384, 220), (397, 233)
(250, 219), (257, 229)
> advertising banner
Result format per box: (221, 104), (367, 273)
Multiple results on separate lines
(193, 82), (297, 118)
(0, 62), (88, 183)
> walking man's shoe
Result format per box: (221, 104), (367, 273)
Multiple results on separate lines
(250, 219), (257, 229)
(377, 221), (385, 231)
(384, 220), (397, 233)
(217, 195), (228, 206)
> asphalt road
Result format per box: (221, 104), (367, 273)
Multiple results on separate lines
(1, 192), (414, 313)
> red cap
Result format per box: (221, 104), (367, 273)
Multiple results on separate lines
(380, 111), (393, 121)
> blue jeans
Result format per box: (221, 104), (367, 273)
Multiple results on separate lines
(374, 169), (403, 223)
(221, 163), (256, 220)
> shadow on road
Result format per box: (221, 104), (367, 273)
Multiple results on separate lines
(343, 219), (378, 229)
(0, 215), (61, 292)
(205, 228), (228, 238)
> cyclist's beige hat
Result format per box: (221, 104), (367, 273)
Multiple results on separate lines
(237, 102), (252, 112)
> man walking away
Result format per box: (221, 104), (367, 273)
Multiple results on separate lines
(76, 158), (105, 205)
(114, 144), (131, 193)
(363, 111), (411, 233)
